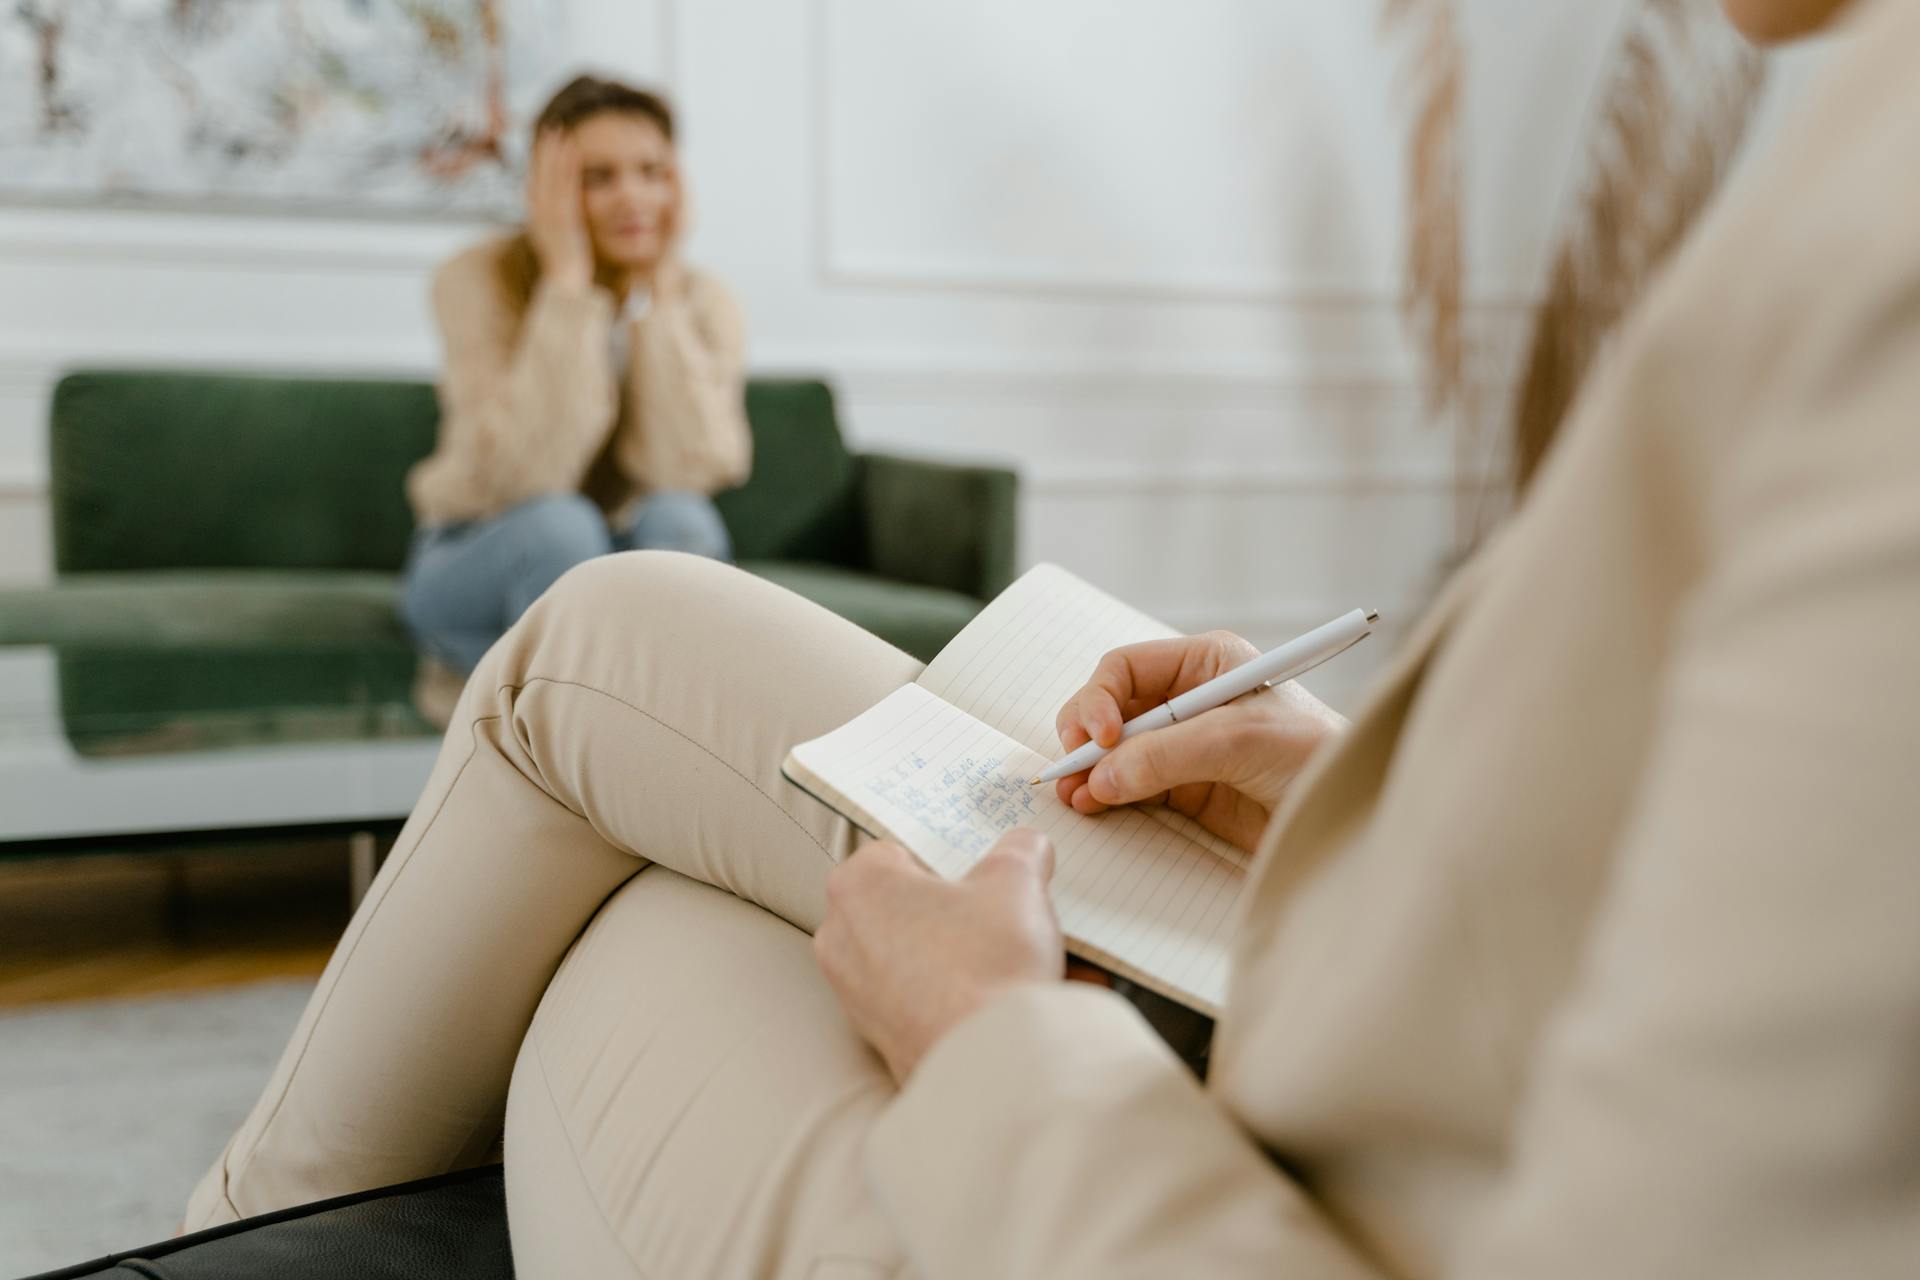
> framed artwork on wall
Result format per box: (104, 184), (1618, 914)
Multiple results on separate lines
(0, 0), (569, 218)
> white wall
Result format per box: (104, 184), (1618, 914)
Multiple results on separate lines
(0, 0), (1828, 710)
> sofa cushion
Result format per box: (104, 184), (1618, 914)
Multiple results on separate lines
(0, 556), (974, 684)
(0, 571), (407, 648)
(49, 371), (869, 577)
(739, 560), (979, 662)
(51, 372), (437, 575)
(714, 380), (863, 564)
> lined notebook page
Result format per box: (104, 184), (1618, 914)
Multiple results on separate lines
(919, 563), (1251, 872)
(919, 563), (1178, 760)
(789, 683), (1238, 1012)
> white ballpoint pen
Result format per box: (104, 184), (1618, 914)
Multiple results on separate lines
(1029, 607), (1380, 785)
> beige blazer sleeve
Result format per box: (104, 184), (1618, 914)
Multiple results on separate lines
(616, 265), (751, 496)
(430, 254), (619, 512)
(865, 269), (1920, 1280)
(866, 985), (1380, 1280)
(1453, 297), (1920, 1277)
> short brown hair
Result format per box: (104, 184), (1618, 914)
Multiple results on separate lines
(531, 74), (675, 145)
(495, 75), (677, 309)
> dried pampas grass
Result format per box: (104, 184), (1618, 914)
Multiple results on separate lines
(1382, 0), (1765, 493)
(1381, 0), (1467, 420)
(1512, 0), (1766, 486)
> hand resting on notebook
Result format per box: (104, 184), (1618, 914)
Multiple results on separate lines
(815, 828), (1063, 1083)
(1054, 631), (1348, 854)
(811, 627), (1350, 1085)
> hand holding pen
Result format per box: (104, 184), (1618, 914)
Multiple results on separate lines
(1042, 611), (1375, 855)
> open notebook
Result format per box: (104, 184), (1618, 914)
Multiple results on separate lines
(783, 564), (1252, 1014)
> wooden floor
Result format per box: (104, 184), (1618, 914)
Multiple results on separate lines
(0, 841), (351, 1007)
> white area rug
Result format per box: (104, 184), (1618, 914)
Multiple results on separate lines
(0, 980), (314, 1277)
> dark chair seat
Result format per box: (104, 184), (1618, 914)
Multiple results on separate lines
(25, 1164), (513, 1280)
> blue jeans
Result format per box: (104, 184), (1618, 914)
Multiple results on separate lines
(399, 492), (732, 672)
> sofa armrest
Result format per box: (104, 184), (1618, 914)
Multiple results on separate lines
(857, 452), (1018, 601)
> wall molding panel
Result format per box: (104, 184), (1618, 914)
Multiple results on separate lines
(9, 0), (1804, 705)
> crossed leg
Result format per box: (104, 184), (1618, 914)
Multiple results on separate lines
(186, 552), (925, 1277)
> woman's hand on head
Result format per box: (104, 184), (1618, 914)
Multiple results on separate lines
(526, 128), (594, 291)
(1053, 632), (1348, 854)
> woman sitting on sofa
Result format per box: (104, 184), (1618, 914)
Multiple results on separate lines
(401, 75), (750, 673)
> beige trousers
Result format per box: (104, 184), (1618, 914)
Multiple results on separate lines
(185, 552), (926, 1278)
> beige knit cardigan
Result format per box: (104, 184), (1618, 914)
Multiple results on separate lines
(407, 237), (751, 527)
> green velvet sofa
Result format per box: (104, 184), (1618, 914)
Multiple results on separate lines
(0, 371), (1015, 755)
(0, 370), (1016, 658)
